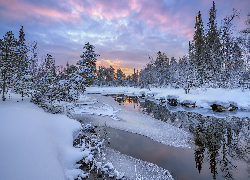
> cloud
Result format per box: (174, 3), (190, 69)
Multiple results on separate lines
(0, 0), (249, 73)
(0, 0), (80, 24)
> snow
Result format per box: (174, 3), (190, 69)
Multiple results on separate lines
(73, 93), (191, 148)
(100, 147), (173, 180)
(0, 93), (85, 180)
(85, 86), (250, 113)
(1, 86), (249, 179)
(74, 103), (120, 120)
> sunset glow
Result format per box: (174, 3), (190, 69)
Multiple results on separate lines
(96, 59), (135, 75)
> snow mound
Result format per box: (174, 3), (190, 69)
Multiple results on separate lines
(86, 86), (250, 113)
(74, 102), (120, 120)
(0, 93), (85, 180)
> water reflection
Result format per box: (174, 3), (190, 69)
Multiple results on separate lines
(108, 94), (250, 180)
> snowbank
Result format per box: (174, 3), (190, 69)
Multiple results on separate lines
(0, 93), (84, 180)
(74, 94), (191, 148)
(85, 86), (250, 111)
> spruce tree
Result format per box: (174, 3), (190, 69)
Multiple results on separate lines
(104, 66), (115, 86)
(0, 31), (17, 101)
(205, 2), (222, 87)
(193, 11), (206, 87)
(28, 41), (39, 85)
(13, 26), (32, 100)
(31, 54), (59, 104)
(131, 68), (139, 87)
(97, 66), (106, 86)
(220, 10), (240, 88)
(115, 68), (126, 86)
(76, 42), (99, 86)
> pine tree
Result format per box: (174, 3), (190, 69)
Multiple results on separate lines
(220, 10), (240, 88)
(193, 11), (206, 87)
(240, 13), (250, 89)
(188, 41), (199, 88)
(0, 31), (17, 101)
(104, 66), (115, 86)
(76, 42), (99, 86)
(13, 26), (32, 100)
(139, 59), (154, 90)
(115, 68), (126, 86)
(131, 68), (139, 87)
(169, 57), (178, 88)
(28, 41), (39, 84)
(154, 51), (170, 86)
(97, 66), (106, 86)
(205, 2), (222, 87)
(31, 54), (59, 104)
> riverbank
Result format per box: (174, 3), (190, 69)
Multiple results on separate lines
(85, 86), (250, 117)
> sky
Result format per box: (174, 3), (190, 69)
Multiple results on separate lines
(0, 0), (249, 75)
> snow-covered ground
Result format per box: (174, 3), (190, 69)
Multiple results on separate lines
(0, 92), (177, 180)
(85, 86), (250, 109)
(73, 93), (191, 148)
(85, 86), (250, 116)
(0, 93), (87, 180)
(1, 86), (249, 180)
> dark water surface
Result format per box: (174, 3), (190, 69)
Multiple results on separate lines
(96, 127), (249, 180)
(101, 94), (250, 180)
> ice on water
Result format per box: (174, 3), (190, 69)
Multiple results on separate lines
(73, 93), (191, 149)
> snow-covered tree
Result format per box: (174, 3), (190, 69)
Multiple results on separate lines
(193, 11), (206, 87)
(104, 66), (115, 86)
(97, 66), (106, 86)
(13, 26), (32, 100)
(205, 2), (222, 87)
(31, 54), (59, 104)
(28, 41), (39, 83)
(76, 42), (99, 86)
(115, 68), (126, 86)
(131, 68), (139, 87)
(0, 31), (17, 101)
(219, 10), (241, 88)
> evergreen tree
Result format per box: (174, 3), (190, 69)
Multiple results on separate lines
(178, 56), (191, 93)
(97, 66), (106, 86)
(31, 54), (59, 104)
(139, 60), (154, 90)
(219, 10), (240, 88)
(76, 42), (99, 86)
(131, 68), (139, 87)
(193, 11), (206, 87)
(154, 51), (170, 86)
(104, 66), (115, 86)
(240, 13), (250, 89)
(188, 41), (199, 88)
(115, 68), (126, 86)
(13, 26), (32, 100)
(169, 57), (178, 88)
(205, 2), (222, 87)
(0, 31), (17, 101)
(65, 72), (86, 102)
(28, 41), (39, 87)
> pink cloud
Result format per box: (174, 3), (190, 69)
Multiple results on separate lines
(0, 0), (80, 24)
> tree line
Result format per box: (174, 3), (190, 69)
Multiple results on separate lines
(139, 2), (250, 92)
(0, 27), (99, 113)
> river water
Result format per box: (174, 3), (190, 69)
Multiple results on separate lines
(99, 94), (250, 180)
